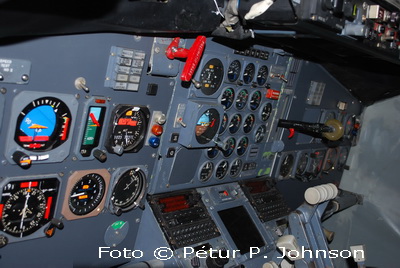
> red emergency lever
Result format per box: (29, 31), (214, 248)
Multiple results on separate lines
(165, 36), (206, 82)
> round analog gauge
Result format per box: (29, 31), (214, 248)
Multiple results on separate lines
(249, 91), (262, 111)
(229, 114), (242, 134)
(15, 97), (72, 151)
(257, 65), (269, 86)
(235, 89), (249, 110)
(222, 137), (236, 157)
(254, 125), (267, 143)
(309, 151), (326, 176)
(237, 137), (249, 156)
(216, 161), (229, 180)
(260, 103), (272, 122)
(111, 168), (145, 210)
(337, 147), (349, 169)
(199, 162), (214, 182)
(220, 88), (235, 110)
(206, 146), (219, 159)
(199, 58), (224, 95)
(195, 109), (220, 144)
(230, 159), (243, 177)
(69, 173), (106, 215)
(344, 115), (355, 137)
(243, 114), (255, 133)
(108, 106), (149, 154)
(219, 113), (229, 135)
(296, 153), (309, 177)
(323, 149), (338, 172)
(243, 63), (255, 84)
(227, 60), (241, 82)
(280, 154), (295, 178)
(2, 188), (46, 236)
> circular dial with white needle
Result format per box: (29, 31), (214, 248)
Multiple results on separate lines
(111, 168), (145, 210)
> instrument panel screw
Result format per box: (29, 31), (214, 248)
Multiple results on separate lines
(0, 88), (6, 94)
(135, 218), (140, 223)
(21, 74), (29, 82)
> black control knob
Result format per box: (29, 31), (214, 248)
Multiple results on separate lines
(93, 149), (107, 162)
(206, 249), (229, 268)
(11, 151), (31, 169)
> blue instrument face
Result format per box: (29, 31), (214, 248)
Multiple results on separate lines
(15, 97), (72, 151)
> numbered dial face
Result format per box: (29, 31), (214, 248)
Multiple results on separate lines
(237, 137), (249, 156)
(219, 113), (228, 135)
(243, 114), (255, 133)
(109, 106), (148, 153)
(0, 179), (59, 237)
(80, 106), (106, 157)
(280, 154), (295, 178)
(111, 169), (145, 210)
(207, 147), (219, 159)
(229, 114), (242, 134)
(260, 103), (272, 121)
(257, 65), (269, 86)
(227, 60), (241, 82)
(230, 159), (243, 177)
(69, 173), (105, 215)
(223, 137), (236, 157)
(255, 125), (267, 143)
(216, 161), (229, 180)
(250, 91), (262, 111)
(309, 151), (326, 176)
(243, 63), (255, 84)
(337, 148), (349, 169)
(196, 109), (220, 144)
(200, 58), (224, 95)
(324, 149), (338, 172)
(236, 89), (249, 110)
(199, 162), (214, 182)
(296, 153), (309, 176)
(15, 97), (72, 151)
(221, 88), (235, 110)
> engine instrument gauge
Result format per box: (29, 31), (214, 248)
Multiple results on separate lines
(222, 137), (236, 157)
(243, 114), (255, 133)
(337, 147), (349, 170)
(215, 161), (229, 180)
(207, 146), (219, 159)
(106, 105), (149, 155)
(199, 162), (214, 182)
(296, 153), (309, 178)
(68, 173), (106, 216)
(243, 63), (255, 84)
(257, 65), (269, 86)
(237, 137), (249, 156)
(235, 89), (249, 110)
(254, 125), (267, 143)
(219, 113), (228, 135)
(227, 60), (241, 82)
(80, 106), (106, 157)
(220, 88), (235, 110)
(199, 58), (224, 95)
(230, 159), (243, 177)
(15, 97), (72, 151)
(308, 150), (326, 178)
(323, 148), (338, 172)
(229, 114), (242, 134)
(249, 91), (262, 111)
(195, 109), (220, 144)
(260, 103), (272, 121)
(0, 178), (59, 237)
(279, 154), (294, 178)
(111, 168), (146, 211)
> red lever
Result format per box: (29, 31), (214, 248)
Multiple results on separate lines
(165, 36), (207, 82)
(288, 128), (295, 139)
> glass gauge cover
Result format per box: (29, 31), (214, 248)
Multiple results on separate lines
(199, 58), (224, 95)
(111, 168), (145, 210)
(230, 159), (243, 177)
(220, 88), (235, 110)
(222, 137), (236, 157)
(216, 161), (229, 180)
(243, 114), (255, 133)
(249, 91), (262, 111)
(235, 89), (249, 110)
(243, 63), (255, 84)
(296, 153), (309, 176)
(309, 151), (326, 177)
(80, 106), (106, 157)
(199, 162), (214, 182)
(207, 146), (219, 159)
(323, 149), (338, 172)
(254, 125), (267, 143)
(15, 97), (72, 151)
(237, 137), (249, 156)
(280, 154), (295, 178)
(344, 115), (355, 137)
(337, 147), (349, 170)
(257, 65), (269, 86)
(260, 103), (272, 122)
(229, 114), (242, 134)
(69, 173), (106, 215)
(219, 113), (229, 135)
(227, 60), (241, 82)
(195, 109), (220, 144)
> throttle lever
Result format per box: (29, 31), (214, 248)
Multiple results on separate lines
(165, 36), (207, 82)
